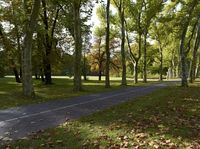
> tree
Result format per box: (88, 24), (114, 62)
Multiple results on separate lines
(0, 0), (24, 82)
(105, 0), (111, 88)
(151, 21), (169, 81)
(0, 24), (21, 83)
(22, 0), (41, 97)
(125, 0), (143, 84)
(73, 0), (82, 91)
(179, 0), (199, 87)
(93, 27), (105, 81)
(189, 16), (200, 83)
(82, 32), (91, 81)
(41, 0), (60, 84)
(142, 0), (164, 83)
(112, 0), (126, 85)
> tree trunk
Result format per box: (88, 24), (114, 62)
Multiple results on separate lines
(105, 0), (110, 88)
(40, 68), (45, 82)
(98, 68), (102, 81)
(13, 67), (21, 83)
(189, 18), (200, 83)
(171, 49), (176, 78)
(83, 52), (87, 81)
(180, 35), (189, 87)
(120, 0), (126, 86)
(0, 26), (22, 83)
(179, 0), (198, 87)
(73, 1), (82, 91)
(44, 62), (52, 84)
(20, 67), (22, 79)
(143, 31), (147, 83)
(10, 60), (21, 83)
(98, 38), (102, 81)
(41, 0), (52, 84)
(22, 0), (40, 97)
(195, 56), (200, 78)
(134, 60), (138, 84)
(159, 46), (163, 81)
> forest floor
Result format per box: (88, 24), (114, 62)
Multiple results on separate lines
(1, 80), (200, 148)
(0, 76), (154, 109)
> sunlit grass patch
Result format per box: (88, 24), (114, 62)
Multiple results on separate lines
(0, 76), (148, 109)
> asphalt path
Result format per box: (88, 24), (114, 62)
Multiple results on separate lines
(0, 83), (167, 145)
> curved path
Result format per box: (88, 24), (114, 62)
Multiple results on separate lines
(0, 83), (167, 144)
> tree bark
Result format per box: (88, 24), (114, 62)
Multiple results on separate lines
(73, 1), (82, 91)
(41, 0), (60, 84)
(11, 60), (21, 83)
(41, 0), (51, 84)
(195, 55), (200, 78)
(189, 18), (200, 83)
(143, 31), (147, 83)
(159, 45), (163, 81)
(105, 0), (110, 88)
(119, 0), (127, 86)
(125, 18), (141, 84)
(98, 38), (102, 81)
(83, 52), (87, 81)
(98, 69), (102, 81)
(179, 0), (198, 87)
(134, 60), (138, 84)
(22, 0), (40, 96)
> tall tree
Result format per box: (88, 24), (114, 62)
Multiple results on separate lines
(189, 17), (200, 83)
(179, 0), (199, 87)
(93, 26), (105, 81)
(22, 0), (41, 96)
(73, 0), (82, 91)
(41, 0), (60, 84)
(0, 25), (21, 83)
(142, 0), (163, 83)
(151, 21), (169, 81)
(112, 0), (126, 85)
(125, 0), (143, 84)
(105, 0), (111, 88)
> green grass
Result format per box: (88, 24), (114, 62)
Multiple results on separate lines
(3, 81), (200, 148)
(0, 76), (151, 109)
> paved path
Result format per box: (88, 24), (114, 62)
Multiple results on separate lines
(0, 83), (167, 144)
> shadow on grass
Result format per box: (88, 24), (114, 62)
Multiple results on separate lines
(64, 86), (200, 148)
(4, 86), (200, 148)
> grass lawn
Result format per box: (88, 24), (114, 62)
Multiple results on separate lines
(3, 81), (200, 148)
(0, 76), (151, 109)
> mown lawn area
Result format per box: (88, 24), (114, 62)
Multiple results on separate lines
(3, 81), (200, 148)
(0, 76), (148, 109)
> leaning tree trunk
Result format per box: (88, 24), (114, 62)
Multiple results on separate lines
(195, 55), (200, 78)
(105, 0), (110, 88)
(73, 1), (82, 91)
(22, 0), (41, 96)
(179, 0), (198, 87)
(189, 18), (200, 83)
